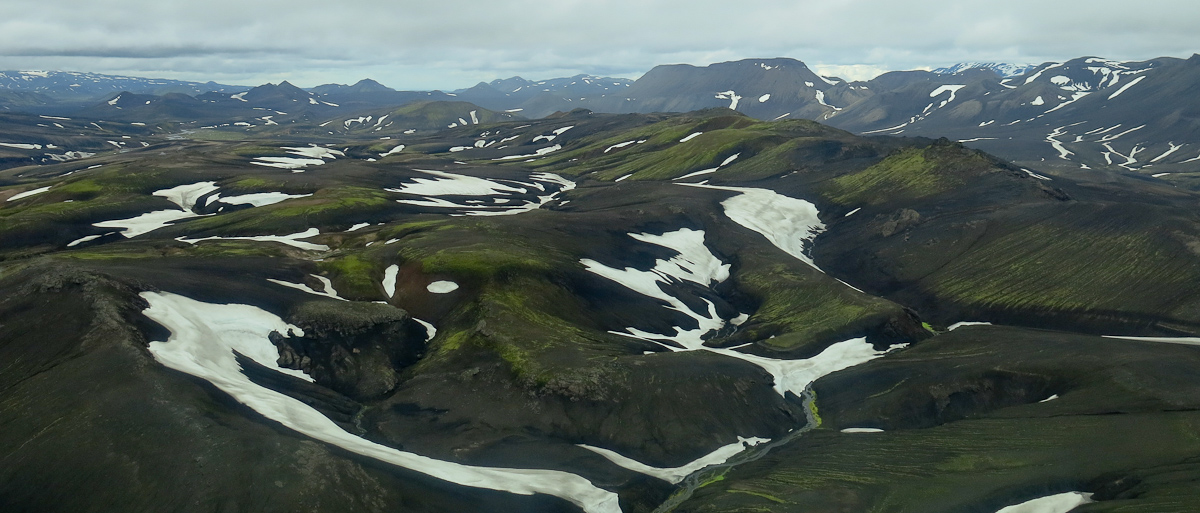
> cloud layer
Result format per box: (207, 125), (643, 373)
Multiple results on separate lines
(2, 0), (1197, 89)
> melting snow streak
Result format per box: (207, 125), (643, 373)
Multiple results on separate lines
(140, 292), (620, 513)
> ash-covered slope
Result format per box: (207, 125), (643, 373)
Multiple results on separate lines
(2, 108), (1200, 513)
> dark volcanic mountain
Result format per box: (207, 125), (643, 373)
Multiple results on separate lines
(453, 74), (635, 117)
(3, 100), (1200, 513)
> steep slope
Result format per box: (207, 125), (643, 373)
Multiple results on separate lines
(829, 56), (1200, 179)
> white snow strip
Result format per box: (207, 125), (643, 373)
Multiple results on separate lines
(380, 144), (406, 157)
(861, 122), (910, 135)
(267, 275), (347, 301)
(840, 428), (884, 433)
(1100, 125), (1145, 142)
(844, 208), (861, 217)
(1031, 96), (1045, 106)
(994, 492), (1093, 513)
(427, 281), (459, 294)
(1046, 127), (1074, 160)
(1045, 92), (1091, 114)
(383, 264), (399, 298)
(674, 168), (719, 181)
(140, 292), (620, 513)
(1152, 172), (1171, 178)
(1039, 394), (1060, 403)
(1102, 335), (1200, 347)
(1151, 142), (1185, 163)
(346, 223), (370, 232)
(958, 138), (998, 143)
(0, 142), (42, 149)
(1023, 169), (1052, 181)
(579, 437), (769, 484)
(66, 234), (105, 247)
(176, 228), (329, 251)
(679, 132), (703, 143)
(218, 192), (311, 207)
(1108, 75), (1147, 100)
(413, 318), (437, 341)
(947, 321), (992, 331)
(7, 186), (51, 201)
(758, 94), (771, 103)
(604, 141), (637, 153)
(494, 144), (562, 160)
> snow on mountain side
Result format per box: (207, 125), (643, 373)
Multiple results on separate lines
(933, 62), (1037, 77)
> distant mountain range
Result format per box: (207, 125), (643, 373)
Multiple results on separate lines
(2, 54), (1198, 178)
(931, 62), (1037, 77)
(0, 70), (243, 104)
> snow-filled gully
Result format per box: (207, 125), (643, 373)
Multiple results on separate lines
(140, 291), (621, 513)
(137, 182), (901, 512)
(579, 225), (900, 487)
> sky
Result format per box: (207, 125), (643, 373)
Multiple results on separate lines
(1, 0), (1197, 89)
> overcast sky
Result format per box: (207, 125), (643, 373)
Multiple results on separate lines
(1, 0), (1197, 89)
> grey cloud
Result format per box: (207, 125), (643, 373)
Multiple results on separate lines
(1, 0), (1196, 89)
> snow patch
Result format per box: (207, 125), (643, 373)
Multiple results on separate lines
(383, 265), (399, 298)
(427, 281), (459, 293)
(682, 184), (825, 271)
(994, 492), (1093, 513)
(715, 90), (742, 110)
(140, 292), (620, 513)
(6, 186), (51, 201)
